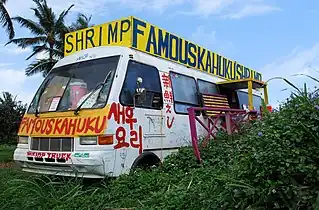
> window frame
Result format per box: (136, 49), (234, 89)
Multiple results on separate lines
(27, 55), (121, 114)
(119, 59), (164, 110)
(236, 90), (263, 111)
(169, 71), (200, 115)
(197, 79), (220, 95)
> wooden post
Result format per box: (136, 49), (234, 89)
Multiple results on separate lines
(225, 112), (232, 135)
(248, 80), (253, 111)
(187, 108), (201, 163)
(263, 85), (269, 105)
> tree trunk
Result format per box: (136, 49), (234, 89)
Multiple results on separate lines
(49, 43), (53, 63)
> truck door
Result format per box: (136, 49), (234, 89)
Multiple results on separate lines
(117, 60), (166, 168)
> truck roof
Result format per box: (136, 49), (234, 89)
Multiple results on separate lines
(64, 16), (263, 82)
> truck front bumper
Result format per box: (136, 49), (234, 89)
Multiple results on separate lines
(13, 148), (116, 178)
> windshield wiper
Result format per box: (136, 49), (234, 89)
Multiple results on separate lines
(33, 78), (51, 117)
(74, 71), (113, 115)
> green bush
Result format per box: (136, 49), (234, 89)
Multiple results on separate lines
(0, 92), (27, 145)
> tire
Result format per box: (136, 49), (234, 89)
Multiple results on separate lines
(131, 152), (161, 171)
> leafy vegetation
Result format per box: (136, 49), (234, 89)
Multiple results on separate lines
(0, 81), (318, 209)
(0, 92), (26, 145)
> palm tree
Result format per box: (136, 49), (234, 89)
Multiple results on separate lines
(55, 13), (93, 60)
(5, 0), (74, 76)
(70, 13), (93, 31)
(0, 0), (15, 39)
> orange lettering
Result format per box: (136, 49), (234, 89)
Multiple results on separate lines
(53, 119), (63, 134)
(94, 116), (107, 133)
(40, 119), (47, 134)
(67, 118), (77, 135)
(60, 118), (68, 135)
(34, 119), (43, 133)
(19, 117), (29, 133)
(76, 118), (87, 133)
(85, 117), (96, 133)
(28, 118), (36, 134)
(46, 119), (54, 135)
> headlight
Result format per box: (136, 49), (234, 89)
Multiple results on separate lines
(18, 136), (28, 144)
(80, 136), (97, 145)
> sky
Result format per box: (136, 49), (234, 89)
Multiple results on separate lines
(1, 0), (319, 108)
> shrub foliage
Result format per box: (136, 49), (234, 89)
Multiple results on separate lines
(0, 92), (26, 145)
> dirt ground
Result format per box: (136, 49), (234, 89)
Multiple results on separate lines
(0, 162), (15, 168)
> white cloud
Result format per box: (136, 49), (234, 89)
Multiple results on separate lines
(5, 0), (184, 19)
(223, 4), (281, 19)
(35, 51), (49, 60)
(191, 25), (233, 54)
(187, 0), (235, 17)
(0, 63), (13, 67)
(178, 0), (281, 19)
(0, 69), (26, 87)
(192, 25), (218, 43)
(0, 68), (43, 104)
(5, 0), (105, 18)
(0, 44), (31, 55)
(260, 43), (319, 107)
(113, 0), (185, 13)
(5, 0), (280, 20)
(7, 47), (32, 55)
(49, 0), (108, 16)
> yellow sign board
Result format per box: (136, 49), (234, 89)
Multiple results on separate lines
(18, 106), (110, 137)
(64, 16), (262, 81)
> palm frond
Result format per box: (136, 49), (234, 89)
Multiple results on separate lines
(32, 0), (54, 32)
(12, 16), (45, 35)
(49, 47), (63, 59)
(54, 39), (65, 58)
(70, 13), (93, 31)
(25, 58), (57, 77)
(5, 36), (47, 48)
(264, 77), (302, 95)
(41, 1), (55, 32)
(55, 4), (74, 32)
(28, 45), (63, 60)
(292, 73), (319, 84)
(31, 8), (42, 21)
(25, 44), (47, 60)
(32, 0), (46, 25)
(32, 0), (45, 9)
(0, 3), (14, 39)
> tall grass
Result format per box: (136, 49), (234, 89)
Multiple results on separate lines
(0, 144), (15, 163)
(0, 174), (103, 210)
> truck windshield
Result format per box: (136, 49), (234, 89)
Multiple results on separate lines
(236, 90), (263, 112)
(27, 55), (120, 114)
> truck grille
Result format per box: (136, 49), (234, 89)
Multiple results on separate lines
(31, 137), (74, 152)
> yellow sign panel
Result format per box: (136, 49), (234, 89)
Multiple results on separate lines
(18, 107), (110, 137)
(64, 16), (262, 81)
(64, 17), (132, 56)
